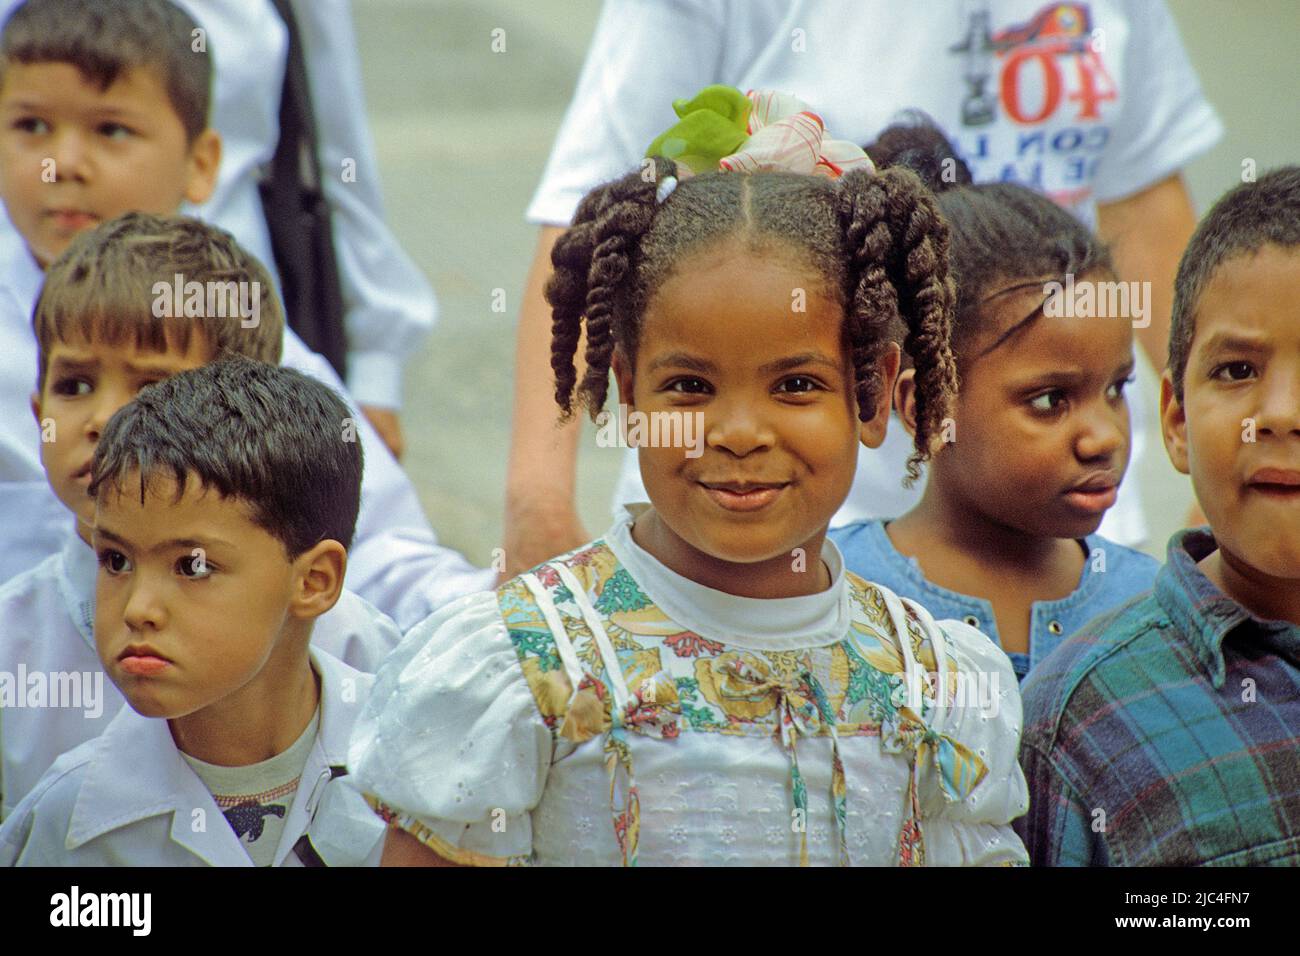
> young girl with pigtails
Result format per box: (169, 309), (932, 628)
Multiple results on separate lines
(349, 89), (1029, 866)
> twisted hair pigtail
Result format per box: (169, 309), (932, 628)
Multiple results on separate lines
(577, 157), (678, 416)
(839, 166), (958, 483)
(545, 188), (607, 418)
(544, 157), (676, 420)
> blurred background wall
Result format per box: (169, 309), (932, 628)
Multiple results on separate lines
(353, 0), (1300, 565)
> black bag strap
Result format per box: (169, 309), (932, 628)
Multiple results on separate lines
(291, 764), (349, 867)
(263, 0), (349, 378)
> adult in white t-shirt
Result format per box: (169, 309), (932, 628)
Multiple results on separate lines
(505, 0), (1222, 573)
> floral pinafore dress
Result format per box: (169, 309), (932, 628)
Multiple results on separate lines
(498, 538), (990, 866)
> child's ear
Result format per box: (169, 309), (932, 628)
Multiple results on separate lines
(892, 368), (918, 439)
(29, 390), (41, 427)
(1159, 369), (1190, 475)
(183, 129), (222, 206)
(859, 343), (901, 448)
(288, 540), (346, 621)
(611, 347), (635, 410)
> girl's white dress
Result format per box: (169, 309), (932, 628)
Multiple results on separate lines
(349, 506), (1029, 866)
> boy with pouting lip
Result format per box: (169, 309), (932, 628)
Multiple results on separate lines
(1, 358), (385, 865)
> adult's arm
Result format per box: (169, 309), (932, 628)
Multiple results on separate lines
(503, 226), (587, 576)
(1095, 172), (1198, 370)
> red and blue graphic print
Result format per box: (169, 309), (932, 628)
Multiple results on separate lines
(949, 2), (1119, 210)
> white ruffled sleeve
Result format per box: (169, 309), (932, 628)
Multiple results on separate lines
(918, 619), (1030, 867)
(347, 591), (553, 864)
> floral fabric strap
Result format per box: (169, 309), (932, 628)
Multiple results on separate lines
(551, 564), (642, 867)
(871, 583), (989, 864)
(525, 563), (641, 867)
(645, 84), (875, 180)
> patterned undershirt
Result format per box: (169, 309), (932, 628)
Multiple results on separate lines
(181, 709), (321, 867)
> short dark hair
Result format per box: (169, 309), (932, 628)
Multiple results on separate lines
(0, 0), (210, 142)
(866, 114), (1112, 362)
(35, 213), (284, 394)
(1169, 166), (1300, 402)
(90, 357), (364, 556)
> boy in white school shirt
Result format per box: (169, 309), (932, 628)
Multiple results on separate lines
(1, 357), (386, 865)
(0, 0), (492, 622)
(0, 213), (399, 820)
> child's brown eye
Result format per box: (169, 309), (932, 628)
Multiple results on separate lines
(667, 377), (710, 394)
(177, 553), (212, 579)
(12, 116), (49, 134)
(97, 549), (131, 574)
(1107, 374), (1136, 400)
(1029, 390), (1067, 413)
(778, 376), (820, 393)
(52, 377), (92, 397)
(98, 122), (133, 140)
(1213, 361), (1255, 382)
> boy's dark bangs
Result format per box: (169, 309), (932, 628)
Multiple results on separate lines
(89, 449), (190, 508)
(2, 36), (133, 93)
(42, 276), (204, 365)
(90, 444), (294, 560)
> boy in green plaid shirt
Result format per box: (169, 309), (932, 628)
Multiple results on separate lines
(1017, 167), (1300, 866)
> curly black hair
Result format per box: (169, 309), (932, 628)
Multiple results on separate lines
(544, 156), (959, 483)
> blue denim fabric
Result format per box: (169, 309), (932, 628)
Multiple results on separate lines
(829, 519), (1159, 681)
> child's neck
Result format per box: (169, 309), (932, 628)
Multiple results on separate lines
(632, 509), (832, 599)
(168, 644), (320, 767)
(891, 481), (1082, 576)
(1200, 547), (1300, 627)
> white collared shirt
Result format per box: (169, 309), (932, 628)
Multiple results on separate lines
(0, 526), (402, 820)
(0, 647), (385, 866)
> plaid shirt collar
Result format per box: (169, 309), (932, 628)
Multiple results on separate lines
(1155, 527), (1300, 689)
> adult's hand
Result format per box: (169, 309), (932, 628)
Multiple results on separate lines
(360, 405), (405, 461)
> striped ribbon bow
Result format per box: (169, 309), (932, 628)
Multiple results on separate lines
(646, 85), (875, 180)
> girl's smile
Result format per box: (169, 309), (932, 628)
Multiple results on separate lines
(697, 479), (790, 512)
